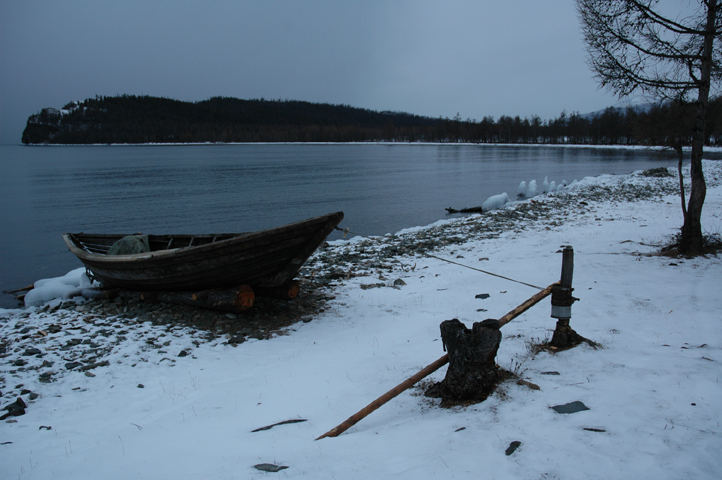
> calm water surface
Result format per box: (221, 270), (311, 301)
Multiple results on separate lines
(0, 143), (683, 306)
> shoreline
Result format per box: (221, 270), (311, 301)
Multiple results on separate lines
(306, 163), (715, 284)
(7, 142), (722, 152)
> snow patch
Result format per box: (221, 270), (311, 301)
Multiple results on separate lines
(481, 192), (509, 211)
(23, 267), (95, 306)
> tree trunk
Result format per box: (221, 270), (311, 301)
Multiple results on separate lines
(674, 143), (687, 218)
(679, 2), (716, 254)
(681, 103), (708, 253)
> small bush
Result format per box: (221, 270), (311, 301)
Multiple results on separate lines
(641, 167), (673, 178)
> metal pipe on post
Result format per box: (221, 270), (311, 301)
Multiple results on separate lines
(560, 246), (574, 290)
(550, 246), (579, 348)
(551, 246), (574, 322)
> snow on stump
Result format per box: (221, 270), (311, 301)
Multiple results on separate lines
(425, 318), (503, 405)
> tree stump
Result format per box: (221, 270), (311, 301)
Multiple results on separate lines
(425, 319), (502, 404)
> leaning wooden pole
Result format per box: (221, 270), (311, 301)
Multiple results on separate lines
(315, 282), (557, 440)
(315, 354), (450, 440)
(498, 283), (557, 328)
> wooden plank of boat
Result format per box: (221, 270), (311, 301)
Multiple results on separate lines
(63, 212), (343, 291)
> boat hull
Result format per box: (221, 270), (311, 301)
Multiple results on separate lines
(63, 212), (343, 291)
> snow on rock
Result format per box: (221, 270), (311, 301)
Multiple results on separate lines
(527, 179), (537, 196)
(481, 192), (509, 211)
(518, 177), (566, 198)
(23, 267), (94, 306)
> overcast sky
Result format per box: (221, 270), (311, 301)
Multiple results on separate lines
(0, 0), (627, 144)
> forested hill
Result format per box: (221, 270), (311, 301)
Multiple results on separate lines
(22, 94), (722, 145)
(21, 96), (445, 144)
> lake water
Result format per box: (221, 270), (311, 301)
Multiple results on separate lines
(0, 143), (684, 306)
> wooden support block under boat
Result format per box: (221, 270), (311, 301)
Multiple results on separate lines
(254, 280), (300, 300)
(139, 285), (255, 312)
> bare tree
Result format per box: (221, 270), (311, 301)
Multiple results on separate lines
(577, 0), (721, 253)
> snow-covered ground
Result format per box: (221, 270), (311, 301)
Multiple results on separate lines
(1, 162), (721, 479)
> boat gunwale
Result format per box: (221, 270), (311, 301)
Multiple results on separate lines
(62, 211), (344, 265)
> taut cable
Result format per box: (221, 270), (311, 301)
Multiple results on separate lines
(333, 226), (544, 290)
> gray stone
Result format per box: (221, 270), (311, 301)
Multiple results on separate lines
(551, 400), (590, 414)
(1, 397), (27, 419)
(641, 167), (672, 178)
(254, 463), (289, 472)
(80, 361), (109, 371)
(505, 440), (522, 456)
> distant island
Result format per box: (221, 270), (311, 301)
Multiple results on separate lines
(22, 94), (722, 145)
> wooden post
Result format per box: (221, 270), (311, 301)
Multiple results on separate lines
(315, 283), (556, 440)
(550, 246), (591, 349)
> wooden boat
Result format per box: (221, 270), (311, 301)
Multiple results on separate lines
(62, 212), (343, 291)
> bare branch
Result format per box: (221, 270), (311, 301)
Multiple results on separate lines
(577, 0), (719, 100)
(627, 0), (708, 35)
(599, 45), (697, 92)
(688, 60), (701, 83)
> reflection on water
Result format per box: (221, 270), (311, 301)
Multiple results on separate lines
(0, 143), (683, 306)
